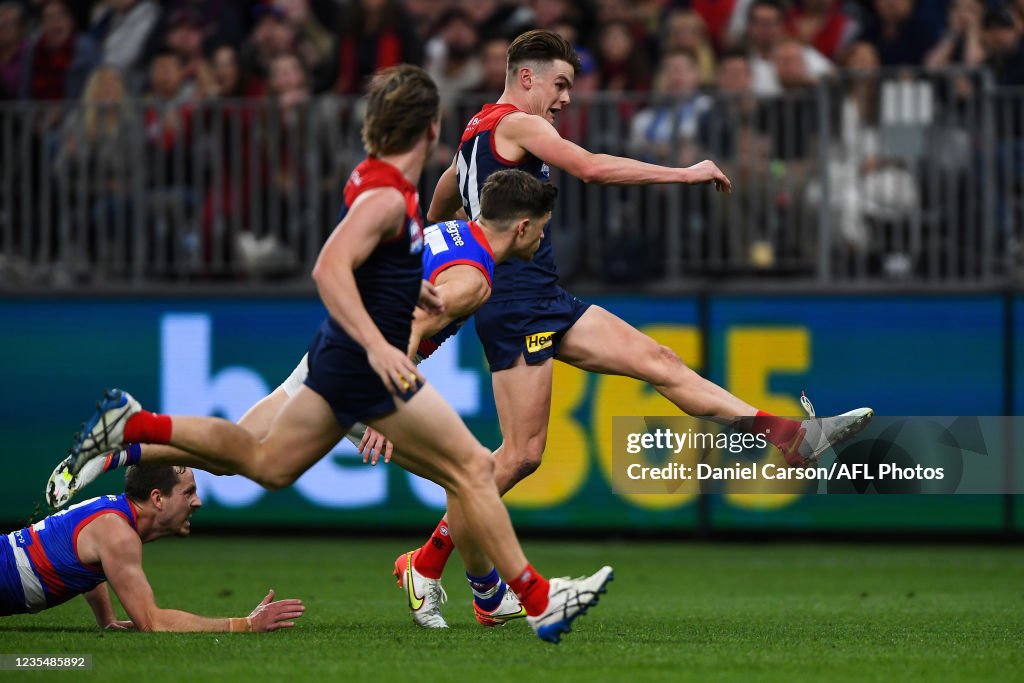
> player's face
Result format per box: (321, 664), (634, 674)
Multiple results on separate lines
(531, 60), (574, 124)
(165, 469), (202, 537)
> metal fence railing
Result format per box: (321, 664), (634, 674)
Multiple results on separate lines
(1, 68), (1022, 289)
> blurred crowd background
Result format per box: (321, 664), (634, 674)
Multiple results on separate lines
(1, 0), (1023, 286)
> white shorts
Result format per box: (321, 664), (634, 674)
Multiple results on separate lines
(278, 353), (368, 447)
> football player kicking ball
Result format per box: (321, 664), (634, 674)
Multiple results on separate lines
(3, 464), (303, 632)
(50, 66), (610, 644)
(387, 29), (874, 623)
(49, 168), (557, 630)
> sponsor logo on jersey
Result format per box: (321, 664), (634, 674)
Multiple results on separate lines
(525, 331), (555, 354)
(12, 529), (28, 547)
(351, 170), (362, 186)
(444, 221), (465, 246)
(541, 163), (550, 179)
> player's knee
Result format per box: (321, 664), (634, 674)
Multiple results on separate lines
(449, 448), (495, 493)
(255, 463), (302, 491)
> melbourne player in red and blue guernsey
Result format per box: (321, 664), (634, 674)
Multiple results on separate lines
(3, 464), (302, 631)
(404, 29), (875, 626)
(53, 66), (613, 644)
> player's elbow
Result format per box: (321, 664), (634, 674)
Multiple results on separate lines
(576, 156), (604, 184)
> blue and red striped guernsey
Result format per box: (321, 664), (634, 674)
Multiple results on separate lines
(454, 104), (556, 303)
(323, 156), (425, 351)
(415, 219), (495, 360)
(1, 495), (137, 615)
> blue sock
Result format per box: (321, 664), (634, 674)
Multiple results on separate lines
(104, 443), (142, 472)
(467, 569), (506, 613)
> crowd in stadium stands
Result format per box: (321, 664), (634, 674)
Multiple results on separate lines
(0, 0), (1022, 281)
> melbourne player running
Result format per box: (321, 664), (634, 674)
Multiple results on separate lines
(51, 169), (557, 630)
(384, 30), (874, 623)
(51, 65), (606, 644)
(3, 464), (302, 631)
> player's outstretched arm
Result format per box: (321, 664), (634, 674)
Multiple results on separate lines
(427, 158), (466, 223)
(312, 187), (423, 396)
(82, 582), (133, 630)
(503, 113), (731, 191)
(91, 516), (304, 632)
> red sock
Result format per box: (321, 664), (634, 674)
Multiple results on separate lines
(508, 563), (550, 616)
(750, 410), (801, 448)
(124, 411), (173, 445)
(411, 519), (455, 580)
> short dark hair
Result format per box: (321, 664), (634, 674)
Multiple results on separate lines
(362, 64), (440, 157)
(125, 464), (186, 502)
(507, 29), (583, 78)
(480, 170), (558, 225)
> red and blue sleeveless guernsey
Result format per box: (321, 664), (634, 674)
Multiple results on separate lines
(1, 494), (137, 615)
(324, 156), (425, 350)
(455, 104), (555, 302)
(416, 219), (495, 360)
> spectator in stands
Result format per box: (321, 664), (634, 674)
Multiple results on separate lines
(746, 0), (832, 96)
(860, 0), (942, 66)
(596, 20), (651, 93)
(787, 0), (859, 61)
(0, 1), (26, 100)
(91, 0), (161, 85)
(982, 5), (1024, 86)
(164, 8), (215, 97)
(425, 8), (483, 107)
(209, 43), (246, 98)
(628, 50), (712, 165)
(275, 0), (336, 93)
(55, 65), (141, 274)
(661, 10), (716, 86)
(23, 0), (99, 101)
(241, 4), (296, 97)
(925, 0), (986, 72)
(472, 34), (510, 98)
(335, 0), (422, 95)
(698, 49), (762, 164)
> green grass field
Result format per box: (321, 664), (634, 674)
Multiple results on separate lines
(2, 537), (1022, 682)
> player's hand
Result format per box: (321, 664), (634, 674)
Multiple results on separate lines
(417, 279), (444, 315)
(685, 160), (732, 193)
(104, 620), (135, 630)
(247, 590), (305, 632)
(367, 343), (424, 397)
(359, 426), (393, 465)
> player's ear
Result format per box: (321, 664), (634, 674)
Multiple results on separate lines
(515, 217), (530, 238)
(519, 66), (533, 89)
(150, 488), (164, 511)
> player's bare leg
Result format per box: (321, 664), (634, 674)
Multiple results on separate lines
(558, 305), (872, 464)
(47, 387), (293, 508)
(490, 356), (555, 493)
(558, 305), (756, 417)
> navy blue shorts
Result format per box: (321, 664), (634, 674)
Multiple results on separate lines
(303, 326), (421, 428)
(473, 287), (591, 372)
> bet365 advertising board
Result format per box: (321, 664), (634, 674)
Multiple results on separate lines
(0, 294), (1019, 533)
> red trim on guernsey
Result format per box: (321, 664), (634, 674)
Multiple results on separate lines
(72, 510), (133, 572)
(488, 106), (526, 167)
(468, 221), (495, 258)
(26, 527), (70, 598)
(429, 259), (492, 287)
